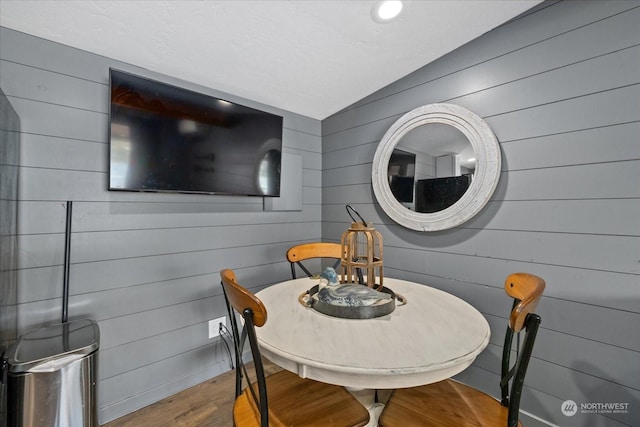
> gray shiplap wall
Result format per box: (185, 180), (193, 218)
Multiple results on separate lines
(0, 86), (20, 424)
(0, 87), (19, 350)
(322, 1), (639, 426)
(0, 28), (323, 423)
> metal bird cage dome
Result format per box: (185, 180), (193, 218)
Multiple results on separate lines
(340, 206), (384, 288)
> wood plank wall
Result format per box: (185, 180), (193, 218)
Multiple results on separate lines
(0, 86), (20, 424)
(322, 2), (639, 426)
(0, 87), (19, 350)
(0, 28), (323, 424)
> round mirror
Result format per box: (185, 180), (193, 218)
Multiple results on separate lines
(372, 103), (501, 231)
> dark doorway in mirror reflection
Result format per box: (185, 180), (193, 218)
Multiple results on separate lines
(416, 175), (470, 213)
(390, 176), (415, 203)
(388, 150), (416, 204)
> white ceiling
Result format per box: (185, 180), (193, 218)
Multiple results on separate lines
(0, 0), (541, 120)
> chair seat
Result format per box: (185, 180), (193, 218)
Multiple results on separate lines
(234, 369), (370, 427)
(378, 379), (522, 427)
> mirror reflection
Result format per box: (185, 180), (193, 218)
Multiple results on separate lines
(387, 124), (475, 213)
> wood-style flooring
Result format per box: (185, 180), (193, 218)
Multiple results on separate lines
(102, 359), (281, 427)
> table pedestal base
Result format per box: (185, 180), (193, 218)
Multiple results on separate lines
(346, 387), (392, 427)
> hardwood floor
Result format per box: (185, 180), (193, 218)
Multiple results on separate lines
(102, 359), (281, 427)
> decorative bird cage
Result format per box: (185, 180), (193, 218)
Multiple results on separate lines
(340, 206), (384, 288)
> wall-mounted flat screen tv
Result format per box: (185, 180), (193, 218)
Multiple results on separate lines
(108, 69), (283, 196)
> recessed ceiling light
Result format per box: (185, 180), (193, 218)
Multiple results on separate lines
(372, 1), (403, 23)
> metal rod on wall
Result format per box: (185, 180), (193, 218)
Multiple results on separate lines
(62, 201), (72, 323)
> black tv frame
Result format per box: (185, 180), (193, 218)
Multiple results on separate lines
(108, 68), (284, 197)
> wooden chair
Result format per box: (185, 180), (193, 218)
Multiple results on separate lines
(286, 242), (343, 279)
(378, 272), (545, 427)
(220, 269), (370, 427)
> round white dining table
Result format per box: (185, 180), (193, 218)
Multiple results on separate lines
(255, 277), (490, 390)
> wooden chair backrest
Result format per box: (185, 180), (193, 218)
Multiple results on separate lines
(500, 272), (544, 426)
(220, 269), (271, 425)
(286, 242), (343, 262)
(220, 269), (267, 327)
(286, 242), (343, 278)
(504, 272), (545, 333)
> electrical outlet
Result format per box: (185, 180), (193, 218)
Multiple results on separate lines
(208, 316), (226, 339)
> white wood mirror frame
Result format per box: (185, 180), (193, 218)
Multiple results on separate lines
(372, 103), (501, 231)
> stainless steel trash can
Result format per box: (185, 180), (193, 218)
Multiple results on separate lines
(6, 319), (99, 427)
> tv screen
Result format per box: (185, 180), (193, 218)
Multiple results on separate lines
(108, 69), (283, 196)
